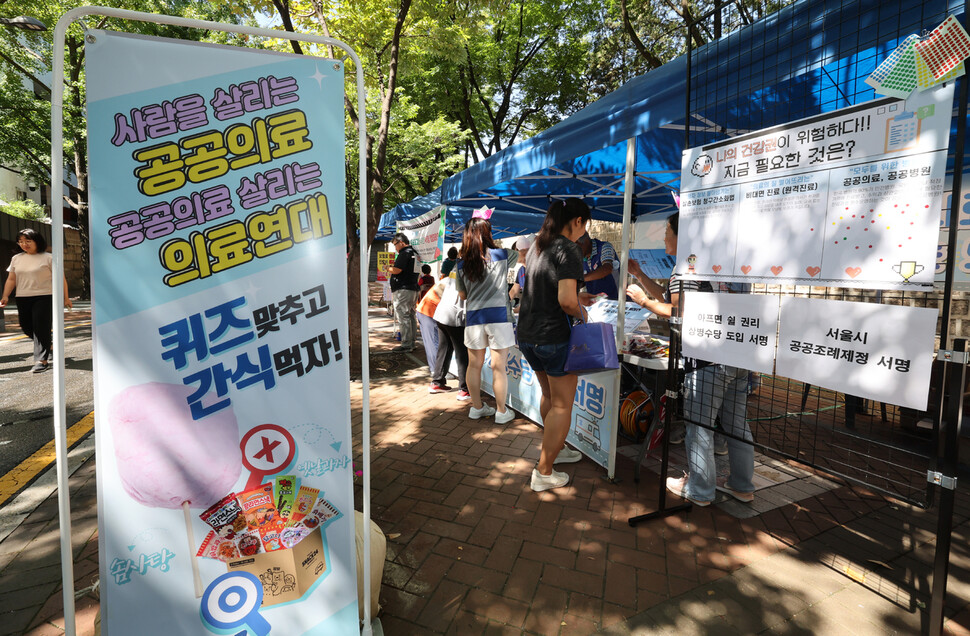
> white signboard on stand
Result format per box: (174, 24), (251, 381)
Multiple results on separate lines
(87, 31), (358, 635)
(681, 292), (780, 374)
(775, 297), (937, 410)
(679, 84), (954, 290)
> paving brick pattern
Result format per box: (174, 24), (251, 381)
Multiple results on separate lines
(2, 302), (970, 634)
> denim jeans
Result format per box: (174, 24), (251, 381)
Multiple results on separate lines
(683, 364), (754, 502)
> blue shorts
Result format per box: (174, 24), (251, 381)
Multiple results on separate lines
(519, 341), (570, 377)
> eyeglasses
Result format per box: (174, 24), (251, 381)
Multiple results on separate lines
(17, 239), (34, 245)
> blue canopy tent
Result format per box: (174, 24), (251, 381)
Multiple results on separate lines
(376, 187), (546, 242)
(436, 0), (965, 223)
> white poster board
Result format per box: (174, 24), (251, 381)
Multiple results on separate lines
(775, 297), (937, 410)
(87, 32), (358, 635)
(586, 298), (654, 334)
(678, 84), (954, 290)
(398, 204), (445, 263)
(681, 292), (780, 374)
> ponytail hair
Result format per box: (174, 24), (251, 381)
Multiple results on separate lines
(458, 218), (497, 283)
(534, 198), (591, 254)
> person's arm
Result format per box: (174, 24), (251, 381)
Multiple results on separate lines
(583, 261), (613, 282)
(63, 275), (72, 309)
(626, 284), (673, 318)
(627, 260), (667, 301)
(0, 271), (15, 308)
(558, 279), (588, 321)
(509, 283), (521, 301)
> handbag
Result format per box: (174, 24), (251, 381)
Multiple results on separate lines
(564, 317), (619, 375)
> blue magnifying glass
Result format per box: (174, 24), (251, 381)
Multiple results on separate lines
(201, 571), (271, 636)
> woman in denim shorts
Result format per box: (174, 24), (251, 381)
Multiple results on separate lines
(517, 199), (593, 492)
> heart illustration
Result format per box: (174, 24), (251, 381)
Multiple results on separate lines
(712, 265), (722, 273)
(806, 266), (821, 277)
(740, 265), (752, 275)
(845, 267), (862, 278)
(770, 266), (783, 276)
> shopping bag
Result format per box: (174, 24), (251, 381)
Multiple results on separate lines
(564, 321), (619, 375)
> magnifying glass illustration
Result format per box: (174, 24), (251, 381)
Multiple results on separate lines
(240, 423), (296, 491)
(200, 571), (271, 636)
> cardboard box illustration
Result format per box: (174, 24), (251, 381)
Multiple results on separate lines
(225, 529), (327, 607)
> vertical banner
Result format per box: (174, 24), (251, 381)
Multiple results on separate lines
(397, 205), (445, 263)
(86, 32), (358, 634)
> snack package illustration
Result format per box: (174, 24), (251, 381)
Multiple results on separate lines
(238, 483), (279, 532)
(274, 475), (297, 520)
(200, 492), (247, 540)
(288, 486), (319, 524)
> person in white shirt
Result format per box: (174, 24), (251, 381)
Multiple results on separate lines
(1, 229), (72, 373)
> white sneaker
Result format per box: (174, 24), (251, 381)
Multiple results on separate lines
(554, 447), (583, 464)
(469, 404), (496, 419)
(530, 468), (570, 492)
(494, 408), (515, 424)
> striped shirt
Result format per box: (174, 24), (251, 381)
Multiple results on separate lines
(455, 249), (518, 325)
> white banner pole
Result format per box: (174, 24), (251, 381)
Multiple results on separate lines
(53, 7), (371, 634)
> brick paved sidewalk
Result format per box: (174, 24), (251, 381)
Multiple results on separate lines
(4, 346), (970, 634)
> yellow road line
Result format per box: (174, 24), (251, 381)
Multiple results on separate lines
(0, 412), (95, 506)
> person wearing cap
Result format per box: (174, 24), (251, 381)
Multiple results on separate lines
(388, 232), (420, 352)
(576, 232), (619, 300)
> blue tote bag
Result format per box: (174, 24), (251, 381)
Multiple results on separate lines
(564, 319), (619, 375)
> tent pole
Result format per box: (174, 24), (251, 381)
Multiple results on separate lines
(610, 137), (637, 481)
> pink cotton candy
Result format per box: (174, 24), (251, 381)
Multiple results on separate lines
(109, 382), (241, 510)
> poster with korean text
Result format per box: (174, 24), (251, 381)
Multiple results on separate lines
(86, 31), (358, 635)
(681, 292), (780, 374)
(775, 297), (937, 410)
(678, 84), (954, 290)
(397, 204), (445, 263)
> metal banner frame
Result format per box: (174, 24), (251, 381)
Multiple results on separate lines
(50, 7), (372, 635)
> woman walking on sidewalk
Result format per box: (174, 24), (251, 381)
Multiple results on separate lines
(1, 229), (71, 373)
(455, 215), (518, 424)
(517, 199), (593, 492)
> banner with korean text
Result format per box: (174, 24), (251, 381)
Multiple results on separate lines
(86, 31), (358, 635)
(678, 84), (954, 290)
(398, 204), (446, 264)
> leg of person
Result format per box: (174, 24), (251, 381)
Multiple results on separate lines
(718, 366), (755, 502)
(466, 347), (493, 417)
(16, 296), (36, 348)
(675, 366), (723, 505)
(446, 325), (470, 399)
(490, 347), (514, 423)
(31, 296), (53, 365)
(416, 312), (440, 385)
(391, 291), (411, 351)
(432, 321), (454, 389)
(535, 372), (578, 477)
(402, 290), (419, 349)
(533, 369), (552, 424)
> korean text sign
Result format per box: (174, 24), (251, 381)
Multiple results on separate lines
(678, 84), (954, 290)
(681, 292), (780, 374)
(398, 204), (446, 263)
(776, 297), (937, 410)
(86, 31), (359, 635)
